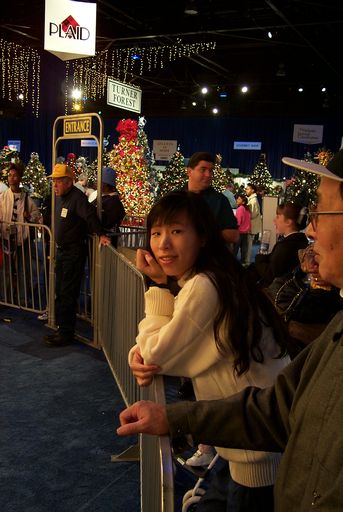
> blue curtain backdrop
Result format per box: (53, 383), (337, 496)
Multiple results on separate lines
(0, 113), (341, 181)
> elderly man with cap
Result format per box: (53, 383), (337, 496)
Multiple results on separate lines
(44, 163), (110, 347)
(117, 149), (343, 511)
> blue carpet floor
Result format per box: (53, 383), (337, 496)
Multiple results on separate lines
(0, 308), (140, 512)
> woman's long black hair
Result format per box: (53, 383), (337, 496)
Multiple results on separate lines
(146, 190), (288, 375)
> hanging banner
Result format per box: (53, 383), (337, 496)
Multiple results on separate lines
(292, 124), (323, 145)
(107, 79), (142, 114)
(44, 0), (96, 61)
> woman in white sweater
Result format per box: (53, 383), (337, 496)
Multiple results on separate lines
(129, 190), (290, 511)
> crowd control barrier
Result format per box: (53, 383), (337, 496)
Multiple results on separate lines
(0, 220), (53, 317)
(97, 246), (174, 512)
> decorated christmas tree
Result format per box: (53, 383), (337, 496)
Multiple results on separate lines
(0, 145), (21, 185)
(108, 118), (153, 217)
(212, 154), (230, 192)
(281, 151), (319, 207)
(66, 152), (78, 180)
(136, 116), (160, 200)
(250, 153), (274, 194)
(22, 152), (50, 200)
(158, 149), (186, 197)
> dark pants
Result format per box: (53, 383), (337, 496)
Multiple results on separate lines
(234, 233), (249, 265)
(55, 243), (87, 338)
(196, 458), (274, 512)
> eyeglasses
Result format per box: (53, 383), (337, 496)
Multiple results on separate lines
(307, 210), (343, 231)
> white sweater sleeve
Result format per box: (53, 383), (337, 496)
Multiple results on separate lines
(135, 274), (222, 378)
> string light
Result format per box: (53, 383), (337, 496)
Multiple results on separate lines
(0, 39), (40, 117)
(66, 41), (216, 104)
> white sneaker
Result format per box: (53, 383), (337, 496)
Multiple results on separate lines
(185, 450), (214, 467)
(38, 311), (48, 321)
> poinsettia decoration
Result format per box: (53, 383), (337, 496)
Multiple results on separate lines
(116, 119), (139, 142)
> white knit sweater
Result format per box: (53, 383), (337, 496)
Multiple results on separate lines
(129, 272), (290, 487)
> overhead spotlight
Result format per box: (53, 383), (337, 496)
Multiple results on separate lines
(18, 93), (24, 100)
(184, 0), (198, 15)
(267, 31), (273, 39)
(298, 87), (304, 92)
(201, 86), (208, 95)
(72, 88), (82, 100)
(192, 101), (197, 107)
(212, 107), (219, 115)
(180, 99), (187, 110)
(241, 85), (249, 94)
(321, 87), (327, 92)
(276, 62), (286, 77)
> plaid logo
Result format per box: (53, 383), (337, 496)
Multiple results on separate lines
(61, 15), (80, 36)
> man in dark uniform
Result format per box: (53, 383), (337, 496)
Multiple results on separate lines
(186, 152), (239, 245)
(44, 163), (110, 347)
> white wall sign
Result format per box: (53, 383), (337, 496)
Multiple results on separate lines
(81, 139), (97, 147)
(107, 79), (142, 114)
(234, 141), (262, 150)
(153, 140), (178, 161)
(7, 140), (21, 152)
(44, 0), (96, 61)
(292, 124), (323, 145)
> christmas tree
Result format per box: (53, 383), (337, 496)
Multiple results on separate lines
(281, 151), (319, 207)
(0, 145), (21, 185)
(212, 154), (229, 192)
(22, 152), (50, 200)
(158, 149), (186, 197)
(137, 116), (160, 200)
(250, 153), (274, 194)
(108, 118), (153, 218)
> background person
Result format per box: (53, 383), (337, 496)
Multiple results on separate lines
(233, 193), (251, 264)
(251, 202), (309, 287)
(186, 152), (239, 245)
(44, 163), (110, 347)
(0, 163), (41, 304)
(117, 148), (343, 512)
(244, 183), (261, 266)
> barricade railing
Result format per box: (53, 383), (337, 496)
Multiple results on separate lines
(0, 220), (53, 316)
(96, 246), (174, 512)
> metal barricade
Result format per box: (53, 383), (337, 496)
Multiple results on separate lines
(0, 220), (53, 315)
(96, 246), (174, 512)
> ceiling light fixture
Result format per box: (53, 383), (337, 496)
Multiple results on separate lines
(267, 31), (273, 39)
(201, 86), (208, 95)
(184, 0), (199, 15)
(321, 87), (326, 92)
(212, 107), (219, 115)
(298, 87), (304, 92)
(241, 85), (249, 94)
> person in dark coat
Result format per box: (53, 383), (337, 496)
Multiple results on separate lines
(252, 202), (309, 286)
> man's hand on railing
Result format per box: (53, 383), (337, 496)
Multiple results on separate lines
(129, 348), (161, 387)
(117, 400), (169, 437)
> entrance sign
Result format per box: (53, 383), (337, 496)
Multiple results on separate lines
(107, 79), (142, 113)
(44, 0), (96, 61)
(293, 124), (323, 145)
(153, 140), (177, 161)
(63, 116), (92, 136)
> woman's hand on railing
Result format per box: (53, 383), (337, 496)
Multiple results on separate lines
(129, 348), (161, 387)
(117, 400), (169, 436)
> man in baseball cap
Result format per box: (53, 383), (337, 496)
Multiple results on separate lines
(45, 162), (110, 347)
(117, 148), (343, 512)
